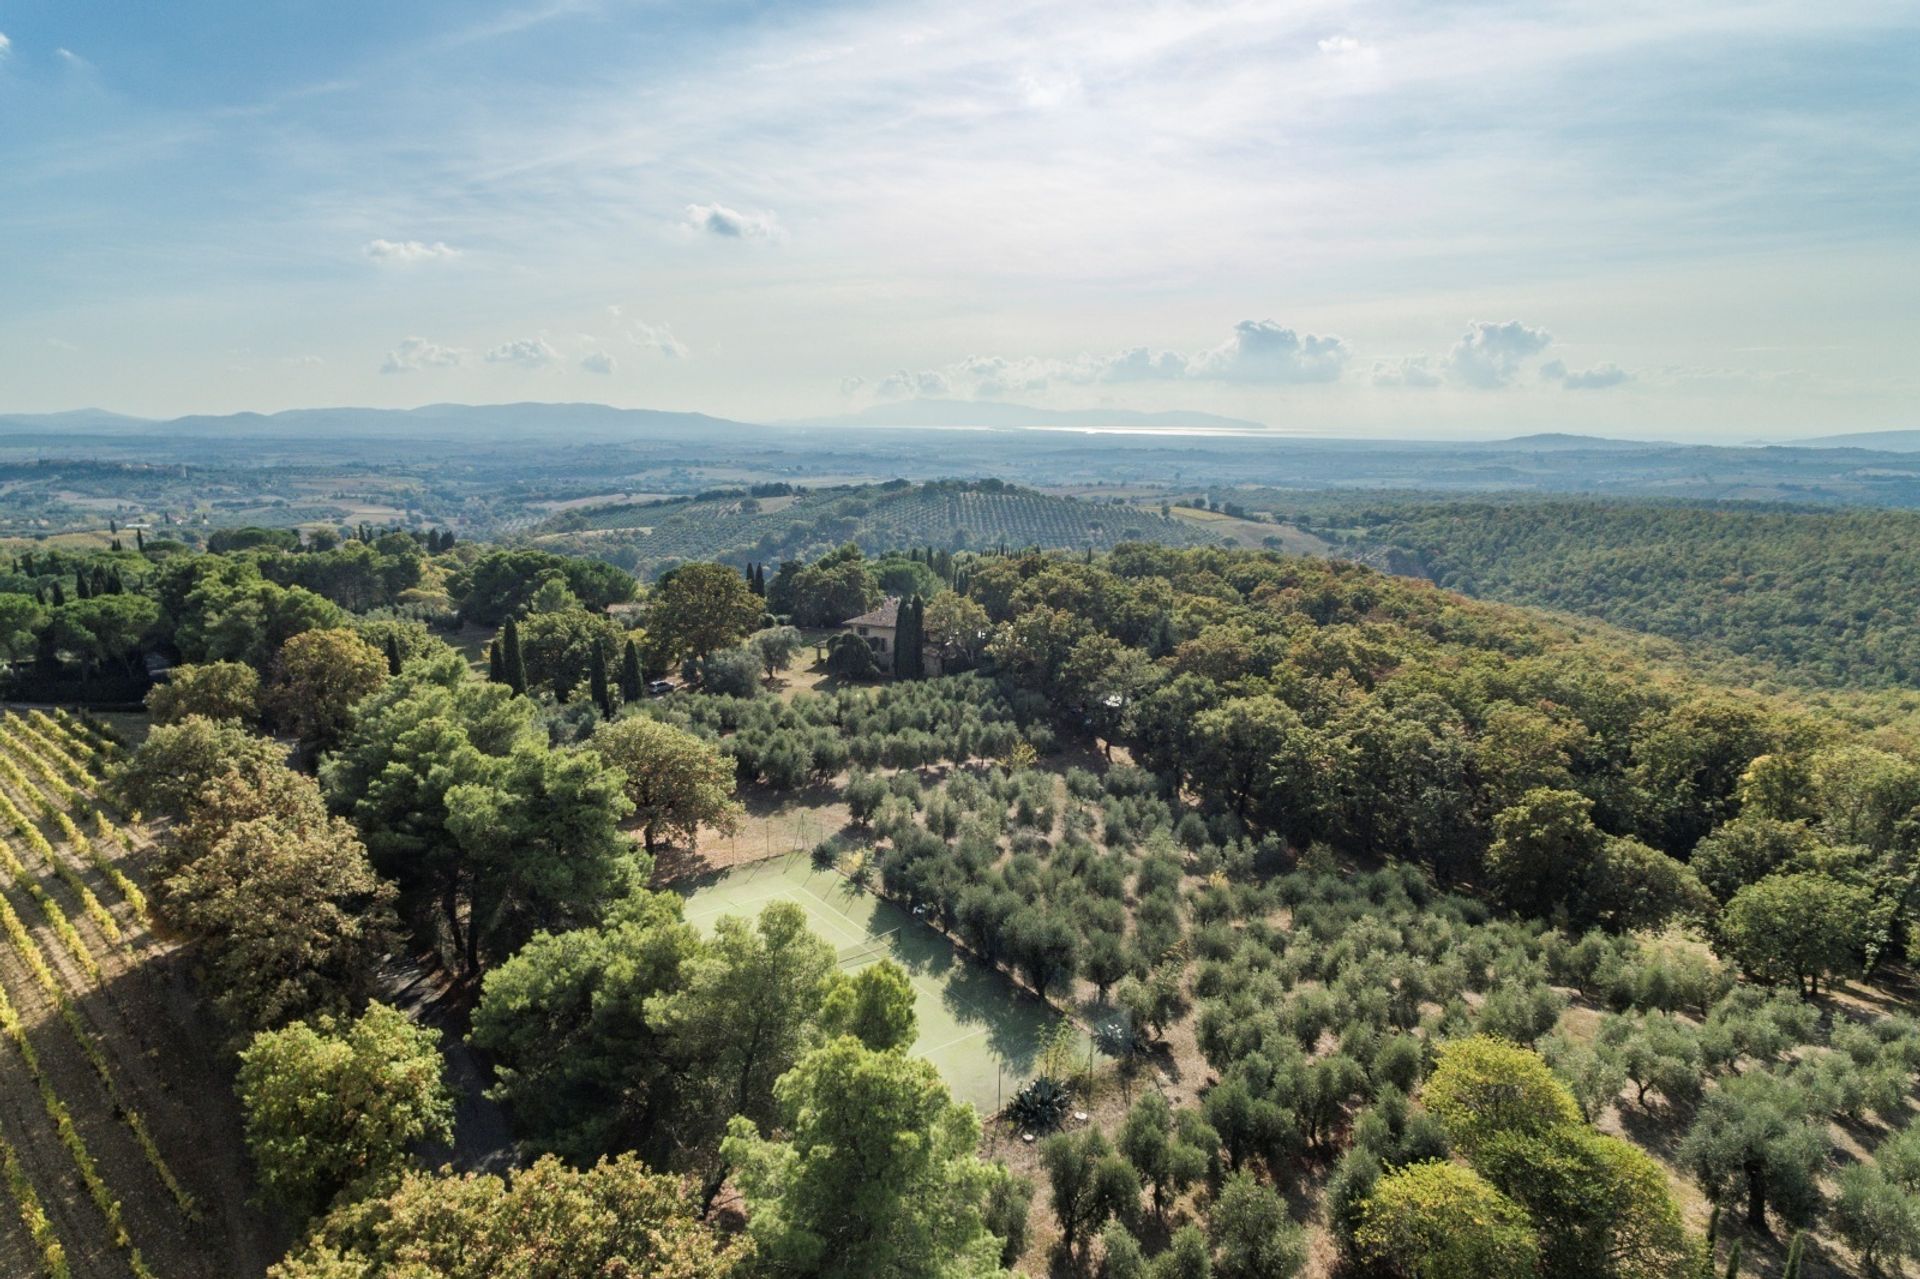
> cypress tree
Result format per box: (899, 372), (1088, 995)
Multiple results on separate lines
(109, 518), (118, 534)
(621, 639), (642, 703)
(590, 644), (612, 716)
(50, 582), (65, 607)
(135, 528), (145, 551)
(893, 597), (912, 679)
(914, 596), (928, 678)
(488, 638), (505, 684)
(502, 619), (527, 696)
(385, 632), (403, 676)
(892, 595), (925, 680)
(1723, 1239), (1741, 1279)
(75, 573), (92, 600)
(1781, 1233), (1804, 1279)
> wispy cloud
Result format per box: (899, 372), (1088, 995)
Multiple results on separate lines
(580, 350), (615, 375)
(1543, 359), (1632, 390)
(858, 319), (1350, 400)
(0, 33), (12, 59)
(362, 238), (461, 263)
(0, 0), (1911, 430)
(1371, 357), (1442, 389)
(628, 321), (687, 359)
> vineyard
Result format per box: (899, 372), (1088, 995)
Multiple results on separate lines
(0, 709), (275, 1278)
(532, 480), (1221, 574)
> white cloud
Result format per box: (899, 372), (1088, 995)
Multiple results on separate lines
(284, 354), (325, 368)
(363, 238), (461, 263)
(380, 336), (466, 374)
(1017, 69), (1082, 108)
(683, 202), (783, 241)
(1188, 320), (1350, 383)
(628, 321), (688, 359)
(1101, 347), (1193, 382)
(878, 368), (952, 399)
(55, 48), (87, 68)
(484, 337), (560, 369)
(0, 33), (12, 59)
(1542, 359), (1631, 390)
(580, 350), (616, 375)
(1448, 320), (1554, 388)
(1371, 356), (1442, 389)
(1317, 35), (1366, 56)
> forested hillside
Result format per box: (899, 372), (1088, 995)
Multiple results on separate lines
(5, 527), (1920, 1277)
(1287, 497), (1920, 691)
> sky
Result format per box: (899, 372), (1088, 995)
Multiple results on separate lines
(0, 0), (1915, 439)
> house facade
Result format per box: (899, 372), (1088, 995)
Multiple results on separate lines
(840, 597), (900, 655)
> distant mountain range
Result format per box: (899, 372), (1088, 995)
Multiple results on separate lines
(783, 399), (1269, 432)
(0, 408), (157, 431)
(5, 401), (1914, 459)
(1786, 429), (1920, 453)
(0, 402), (764, 443)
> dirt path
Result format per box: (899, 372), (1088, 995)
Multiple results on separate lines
(380, 956), (520, 1176)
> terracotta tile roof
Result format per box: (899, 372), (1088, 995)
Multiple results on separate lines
(841, 596), (901, 628)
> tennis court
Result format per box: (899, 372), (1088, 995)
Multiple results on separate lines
(677, 852), (1081, 1115)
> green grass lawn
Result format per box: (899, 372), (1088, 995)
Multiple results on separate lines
(676, 853), (1083, 1115)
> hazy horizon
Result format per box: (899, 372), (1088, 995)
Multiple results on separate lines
(1, 395), (1907, 448)
(2, 1), (1915, 438)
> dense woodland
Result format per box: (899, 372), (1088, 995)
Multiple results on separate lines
(3, 523), (1920, 1277)
(1287, 497), (1920, 693)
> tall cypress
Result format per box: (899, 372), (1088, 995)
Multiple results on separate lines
(385, 632), (403, 676)
(488, 638), (505, 684)
(913, 595), (927, 677)
(893, 595), (925, 680)
(590, 645), (612, 716)
(135, 528), (145, 551)
(502, 618), (527, 696)
(621, 639), (643, 704)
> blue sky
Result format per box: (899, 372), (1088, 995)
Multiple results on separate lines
(0, 0), (1915, 438)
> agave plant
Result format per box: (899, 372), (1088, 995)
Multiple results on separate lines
(1008, 1076), (1072, 1134)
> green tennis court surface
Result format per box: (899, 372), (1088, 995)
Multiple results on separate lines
(676, 853), (1081, 1115)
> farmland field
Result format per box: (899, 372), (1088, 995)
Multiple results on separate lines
(0, 709), (278, 1278)
(533, 479), (1221, 575)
